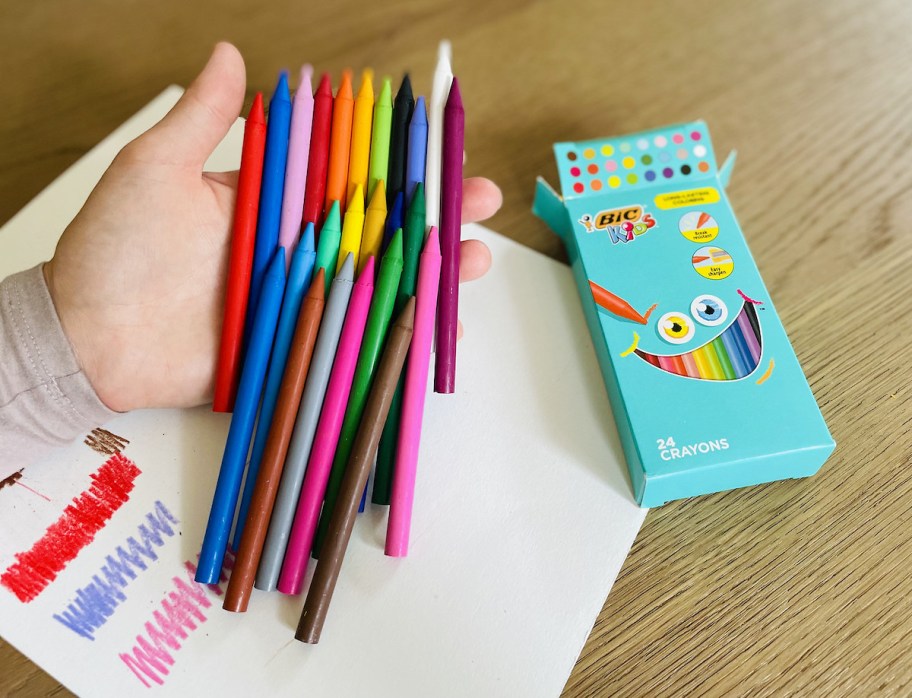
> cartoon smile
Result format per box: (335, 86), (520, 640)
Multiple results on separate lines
(635, 301), (762, 380)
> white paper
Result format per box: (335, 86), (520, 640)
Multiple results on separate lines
(0, 87), (646, 698)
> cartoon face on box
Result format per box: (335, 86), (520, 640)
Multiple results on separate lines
(579, 204), (768, 382)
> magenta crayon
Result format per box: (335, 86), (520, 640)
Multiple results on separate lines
(386, 228), (442, 557)
(277, 258), (377, 594)
(276, 65), (314, 264)
(433, 78), (464, 394)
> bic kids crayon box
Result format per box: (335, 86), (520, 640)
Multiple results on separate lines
(532, 121), (834, 506)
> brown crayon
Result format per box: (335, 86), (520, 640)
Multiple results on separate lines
(224, 269), (327, 613)
(295, 297), (416, 643)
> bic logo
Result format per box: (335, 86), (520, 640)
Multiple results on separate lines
(579, 205), (657, 244)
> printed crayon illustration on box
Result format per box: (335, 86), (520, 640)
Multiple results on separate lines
(533, 120), (834, 507)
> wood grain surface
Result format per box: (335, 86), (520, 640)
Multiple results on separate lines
(2, 0), (910, 695)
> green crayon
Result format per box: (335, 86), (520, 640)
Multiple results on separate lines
(367, 78), (393, 202)
(372, 183), (425, 504)
(712, 337), (736, 380)
(314, 201), (342, 293)
(313, 229), (404, 555)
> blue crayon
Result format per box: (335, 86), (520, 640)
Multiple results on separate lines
(405, 97), (428, 205)
(244, 72), (292, 346)
(720, 324), (748, 378)
(197, 248), (287, 584)
(358, 477), (368, 513)
(384, 190), (405, 251)
(231, 225), (317, 550)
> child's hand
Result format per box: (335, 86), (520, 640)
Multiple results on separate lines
(44, 43), (501, 413)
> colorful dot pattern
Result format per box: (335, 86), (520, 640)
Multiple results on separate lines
(554, 122), (716, 198)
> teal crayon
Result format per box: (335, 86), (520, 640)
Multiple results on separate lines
(314, 201), (342, 294)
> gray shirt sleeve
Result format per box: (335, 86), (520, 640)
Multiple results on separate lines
(0, 265), (116, 474)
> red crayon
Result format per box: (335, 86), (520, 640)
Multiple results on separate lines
(213, 93), (267, 413)
(302, 73), (334, 231)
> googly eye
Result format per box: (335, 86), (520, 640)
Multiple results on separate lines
(690, 294), (728, 326)
(657, 312), (694, 344)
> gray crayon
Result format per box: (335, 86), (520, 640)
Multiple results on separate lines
(256, 254), (355, 590)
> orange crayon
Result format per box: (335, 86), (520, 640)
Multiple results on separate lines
(589, 281), (654, 325)
(325, 70), (354, 214)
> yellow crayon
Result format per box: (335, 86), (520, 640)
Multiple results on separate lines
(338, 184), (366, 273)
(347, 70), (374, 206)
(360, 180), (387, 271)
(691, 346), (714, 379)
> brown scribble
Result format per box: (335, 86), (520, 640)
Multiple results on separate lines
(84, 428), (130, 456)
(0, 469), (24, 492)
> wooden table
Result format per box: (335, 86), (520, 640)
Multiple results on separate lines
(2, 0), (910, 695)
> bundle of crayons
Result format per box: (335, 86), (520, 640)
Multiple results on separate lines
(194, 41), (463, 644)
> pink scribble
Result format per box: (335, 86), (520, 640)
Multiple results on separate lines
(737, 289), (763, 305)
(120, 554), (235, 688)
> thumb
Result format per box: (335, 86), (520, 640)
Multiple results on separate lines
(144, 42), (246, 169)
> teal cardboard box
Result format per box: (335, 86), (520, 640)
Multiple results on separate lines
(532, 121), (834, 506)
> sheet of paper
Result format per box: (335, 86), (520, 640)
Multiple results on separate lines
(0, 87), (646, 698)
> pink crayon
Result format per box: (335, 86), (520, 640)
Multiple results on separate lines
(386, 227), (442, 557)
(277, 257), (376, 594)
(433, 77), (464, 394)
(277, 65), (315, 264)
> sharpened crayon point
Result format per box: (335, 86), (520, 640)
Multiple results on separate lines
(338, 252), (355, 281)
(338, 70), (353, 99)
(437, 40), (453, 69)
(249, 92), (265, 123)
(301, 222), (316, 252)
(446, 77), (463, 111)
(396, 74), (413, 103)
(413, 96), (428, 126)
(378, 78), (392, 106)
(358, 70), (374, 100)
(425, 226), (440, 256)
(388, 228), (404, 259)
(357, 255), (376, 285)
(298, 64), (313, 93)
(275, 71), (291, 103)
(368, 180), (387, 213)
(347, 185), (365, 215)
(317, 72), (332, 96)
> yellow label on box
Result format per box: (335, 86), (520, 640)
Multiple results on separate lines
(654, 187), (720, 210)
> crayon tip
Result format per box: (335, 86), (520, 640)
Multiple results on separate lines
(410, 182), (425, 212)
(337, 70), (353, 99)
(357, 69), (374, 100)
(317, 73), (332, 96)
(337, 253), (355, 281)
(387, 228), (404, 260)
(308, 267), (327, 299)
(357, 255), (376, 285)
(437, 40), (453, 70)
(267, 246), (287, 281)
(368, 180), (387, 212)
(396, 296), (417, 331)
(347, 185), (365, 214)
(396, 74), (413, 102)
(446, 77), (463, 110)
(378, 78), (392, 106)
(297, 65), (314, 96)
(412, 96), (428, 125)
(249, 92), (265, 123)
(424, 226), (440, 256)
(324, 200), (341, 230)
(275, 71), (291, 103)
(301, 222), (316, 252)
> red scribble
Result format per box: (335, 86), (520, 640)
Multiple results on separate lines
(0, 453), (141, 603)
(14, 481), (52, 502)
(737, 289), (763, 305)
